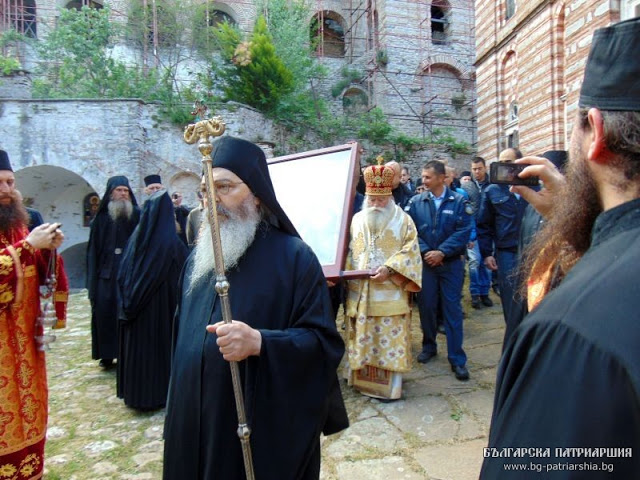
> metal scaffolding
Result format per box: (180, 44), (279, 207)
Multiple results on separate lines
(0, 0), (476, 145)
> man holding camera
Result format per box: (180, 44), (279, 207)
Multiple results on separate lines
(171, 190), (190, 246)
(481, 18), (640, 477)
(476, 148), (528, 347)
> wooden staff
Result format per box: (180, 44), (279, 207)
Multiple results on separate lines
(184, 115), (256, 480)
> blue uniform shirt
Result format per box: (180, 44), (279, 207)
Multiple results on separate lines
(477, 183), (528, 258)
(404, 187), (473, 259)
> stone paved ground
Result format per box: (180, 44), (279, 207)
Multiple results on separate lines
(44, 289), (505, 479)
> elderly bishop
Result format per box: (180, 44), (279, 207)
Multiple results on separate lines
(345, 160), (422, 400)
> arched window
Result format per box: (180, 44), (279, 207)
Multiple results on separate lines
(366, 2), (379, 51)
(65, 0), (103, 10)
(506, 0), (516, 20)
(420, 64), (464, 116)
(505, 102), (519, 149)
(6, 0), (37, 38)
(311, 11), (346, 58)
(209, 9), (235, 28)
(342, 87), (369, 115)
(431, 1), (450, 45)
(192, 5), (237, 53)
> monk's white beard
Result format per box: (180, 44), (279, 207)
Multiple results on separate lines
(108, 199), (133, 221)
(362, 197), (396, 235)
(189, 196), (261, 289)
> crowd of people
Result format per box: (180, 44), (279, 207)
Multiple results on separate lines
(1, 16), (639, 480)
(339, 15), (640, 478)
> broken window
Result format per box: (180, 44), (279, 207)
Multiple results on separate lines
(208, 9), (235, 29)
(431, 3), (450, 45)
(343, 88), (369, 115)
(311, 10), (346, 58)
(4, 0), (37, 38)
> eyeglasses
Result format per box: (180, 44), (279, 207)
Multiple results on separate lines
(201, 181), (245, 196)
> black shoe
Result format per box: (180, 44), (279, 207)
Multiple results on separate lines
(451, 364), (470, 381)
(99, 359), (114, 369)
(437, 324), (446, 335)
(492, 283), (500, 296)
(417, 350), (437, 364)
(471, 296), (482, 309)
(480, 295), (493, 307)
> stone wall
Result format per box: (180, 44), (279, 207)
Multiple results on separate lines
(0, 97), (281, 286)
(475, 0), (620, 160)
(6, 0), (478, 155)
(375, 0), (476, 144)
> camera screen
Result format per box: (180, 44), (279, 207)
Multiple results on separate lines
(489, 163), (539, 186)
(495, 164), (523, 182)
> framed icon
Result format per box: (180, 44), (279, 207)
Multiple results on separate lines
(267, 143), (361, 280)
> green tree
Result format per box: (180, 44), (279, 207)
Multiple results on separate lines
(256, 0), (323, 91)
(211, 16), (294, 112)
(33, 6), (172, 101)
(0, 30), (25, 75)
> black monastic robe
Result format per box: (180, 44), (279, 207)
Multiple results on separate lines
(481, 199), (640, 478)
(163, 225), (348, 479)
(86, 177), (140, 360)
(117, 191), (188, 409)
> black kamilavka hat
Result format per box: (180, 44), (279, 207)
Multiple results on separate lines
(144, 174), (162, 186)
(579, 18), (640, 111)
(0, 150), (13, 171)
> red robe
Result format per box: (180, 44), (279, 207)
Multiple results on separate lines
(0, 225), (68, 480)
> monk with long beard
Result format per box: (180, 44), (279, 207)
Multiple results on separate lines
(163, 136), (348, 480)
(344, 161), (422, 400)
(86, 176), (140, 369)
(481, 18), (640, 478)
(0, 150), (68, 480)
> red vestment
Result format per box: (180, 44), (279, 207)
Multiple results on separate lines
(0, 226), (68, 480)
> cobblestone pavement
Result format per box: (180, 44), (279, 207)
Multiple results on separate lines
(43, 289), (505, 479)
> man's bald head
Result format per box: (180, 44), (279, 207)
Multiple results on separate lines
(499, 148), (523, 163)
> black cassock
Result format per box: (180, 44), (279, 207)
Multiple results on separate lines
(163, 225), (348, 480)
(117, 191), (188, 410)
(86, 176), (140, 361)
(481, 199), (640, 478)
(174, 204), (190, 246)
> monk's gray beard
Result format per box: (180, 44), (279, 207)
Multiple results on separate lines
(108, 199), (134, 221)
(188, 197), (261, 291)
(362, 197), (396, 234)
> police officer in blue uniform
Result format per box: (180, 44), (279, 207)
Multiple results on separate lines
(476, 148), (529, 348)
(405, 160), (473, 381)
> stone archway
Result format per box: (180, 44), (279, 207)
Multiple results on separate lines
(14, 165), (97, 288)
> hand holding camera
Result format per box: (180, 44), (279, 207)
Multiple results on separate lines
(489, 162), (540, 186)
(509, 157), (567, 218)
